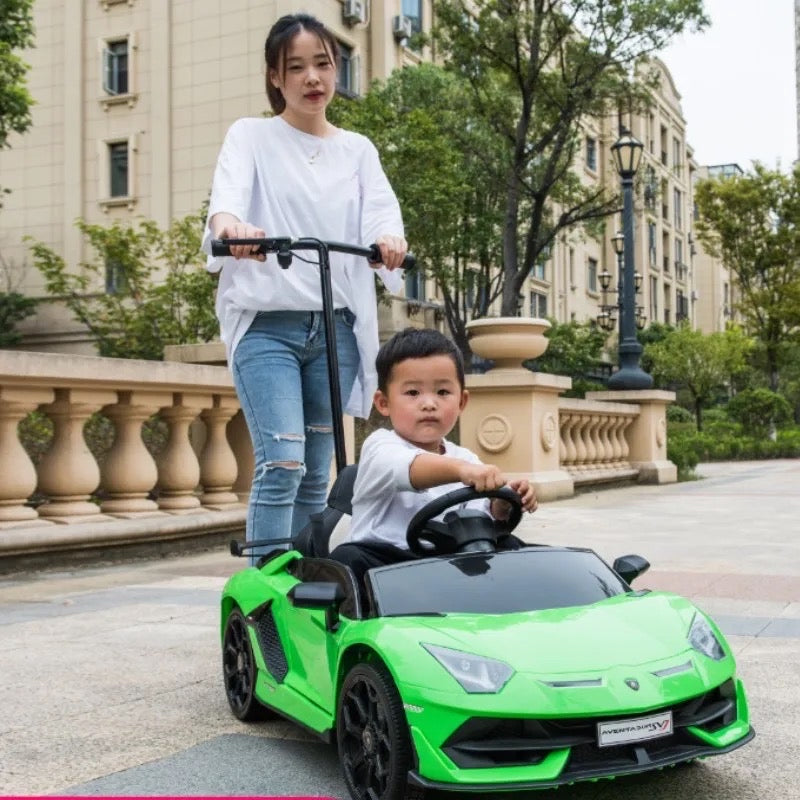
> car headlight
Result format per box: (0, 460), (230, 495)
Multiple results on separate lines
(422, 643), (514, 693)
(688, 612), (726, 661)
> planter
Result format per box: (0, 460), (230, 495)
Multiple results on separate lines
(466, 317), (551, 370)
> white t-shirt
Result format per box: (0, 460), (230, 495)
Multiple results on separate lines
(201, 116), (405, 418)
(346, 428), (491, 549)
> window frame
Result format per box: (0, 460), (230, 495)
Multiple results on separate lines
(99, 136), (137, 210)
(99, 33), (137, 109)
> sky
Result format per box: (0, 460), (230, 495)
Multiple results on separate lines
(659, 0), (796, 172)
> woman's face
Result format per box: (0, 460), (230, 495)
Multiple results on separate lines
(270, 29), (336, 125)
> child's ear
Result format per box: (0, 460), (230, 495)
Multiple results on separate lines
(374, 390), (391, 417)
(459, 389), (469, 412)
(269, 69), (281, 89)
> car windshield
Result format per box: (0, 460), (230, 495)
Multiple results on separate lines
(368, 548), (630, 616)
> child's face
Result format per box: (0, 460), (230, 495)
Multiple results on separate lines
(374, 355), (468, 453)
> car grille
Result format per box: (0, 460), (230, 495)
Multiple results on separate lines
(442, 679), (738, 771)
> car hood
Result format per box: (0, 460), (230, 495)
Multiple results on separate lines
(401, 592), (700, 673)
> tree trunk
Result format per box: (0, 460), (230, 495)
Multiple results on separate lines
(695, 399), (703, 432)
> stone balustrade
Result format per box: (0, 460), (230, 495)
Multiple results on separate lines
(0, 351), (250, 554)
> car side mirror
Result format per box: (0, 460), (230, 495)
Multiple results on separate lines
(288, 581), (346, 631)
(612, 554), (650, 586)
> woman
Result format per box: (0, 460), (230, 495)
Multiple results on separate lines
(203, 13), (407, 559)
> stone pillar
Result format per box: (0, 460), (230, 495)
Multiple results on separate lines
(461, 371), (574, 501)
(37, 388), (116, 521)
(0, 387), (54, 527)
(228, 409), (254, 504)
(586, 390), (677, 483)
(199, 395), (242, 509)
(100, 390), (172, 516)
(155, 393), (211, 512)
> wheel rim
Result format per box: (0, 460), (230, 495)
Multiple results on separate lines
(340, 674), (393, 799)
(222, 613), (254, 715)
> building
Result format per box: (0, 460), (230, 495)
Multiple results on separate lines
(691, 162), (744, 334)
(1, 1), (705, 354)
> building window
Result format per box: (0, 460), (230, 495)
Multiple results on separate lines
(673, 188), (682, 230)
(103, 39), (128, 95)
(105, 259), (127, 294)
(673, 137), (682, 168)
(336, 42), (359, 96)
(109, 141), (129, 197)
(405, 268), (425, 301)
(533, 256), (547, 281)
(661, 178), (669, 220)
(650, 276), (659, 321)
(402, 0), (422, 34)
(586, 136), (597, 171)
(569, 248), (575, 288)
(587, 257), (598, 293)
(643, 165), (657, 211)
(529, 290), (547, 318)
(648, 222), (657, 266)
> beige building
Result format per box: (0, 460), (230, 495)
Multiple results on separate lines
(1, 1), (705, 353)
(691, 163), (744, 334)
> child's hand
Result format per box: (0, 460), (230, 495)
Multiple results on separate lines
(458, 462), (506, 492)
(490, 478), (539, 520)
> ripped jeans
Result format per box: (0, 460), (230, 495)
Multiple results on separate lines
(232, 308), (359, 562)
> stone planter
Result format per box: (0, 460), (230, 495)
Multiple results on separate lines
(466, 317), (551, 370)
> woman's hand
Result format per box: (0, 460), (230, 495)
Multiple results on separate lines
(211, 214), (267, 261)
(374, 234), (408, 270)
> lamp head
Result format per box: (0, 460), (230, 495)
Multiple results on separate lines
(611, 133), (644, 177)
(612, 230), (625, 256)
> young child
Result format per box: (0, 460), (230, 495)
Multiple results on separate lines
(330, 327), (538, 583)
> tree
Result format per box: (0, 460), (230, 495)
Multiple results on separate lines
(28, 212), (218, 360)
(432, 0), (708, 315)
(644, 325), (752, 430)
(331, 64), (507, 369)
(0, 247), (36, 346)
(694, 163), (800, 391)
(525, 319), (607, 394)
(0, 0), (35, 202)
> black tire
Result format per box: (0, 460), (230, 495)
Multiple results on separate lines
(337, 661), (420, 800)
(222, 608), (272, 721)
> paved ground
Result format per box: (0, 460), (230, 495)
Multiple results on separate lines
(0, 459), (798, 799)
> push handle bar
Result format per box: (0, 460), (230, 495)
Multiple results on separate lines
(210, 237), (415, 270)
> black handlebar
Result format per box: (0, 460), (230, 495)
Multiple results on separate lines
(210, 237), (415, 270)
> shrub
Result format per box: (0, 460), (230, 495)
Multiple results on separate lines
(726, 388), (792, 436)
(666, 404), (693, 423)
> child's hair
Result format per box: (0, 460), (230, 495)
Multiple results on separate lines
(264, 14), (339, 113)
(376, 328), (465, 393)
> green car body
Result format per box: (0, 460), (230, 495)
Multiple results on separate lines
(220, 546), (753, 796)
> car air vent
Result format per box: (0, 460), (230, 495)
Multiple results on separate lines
(652, 660), (693, 678)
(541, 679), (603, 688)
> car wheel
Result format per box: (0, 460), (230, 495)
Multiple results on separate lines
(337, 662), (419, 800)
(222, 608), (271, 721)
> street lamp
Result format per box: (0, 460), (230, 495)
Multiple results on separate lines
(596, 229), (645, 334)
(606, 132), (653, 390)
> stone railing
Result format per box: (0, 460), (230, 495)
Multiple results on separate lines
(558, 398), (639, 485)
(0, 350), (251, 557)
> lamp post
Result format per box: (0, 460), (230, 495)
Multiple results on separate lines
(607, 132), (653, 390)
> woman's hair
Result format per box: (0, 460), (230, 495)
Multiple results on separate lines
(264, 13), (339, 114)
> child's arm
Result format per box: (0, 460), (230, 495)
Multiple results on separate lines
(409, 453), (506, 492)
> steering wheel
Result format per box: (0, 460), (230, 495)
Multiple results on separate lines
(406, 486), (523, 557)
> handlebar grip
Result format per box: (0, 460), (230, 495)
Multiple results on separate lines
(211, 239), (270, 257)
(367, 244), (416, 270)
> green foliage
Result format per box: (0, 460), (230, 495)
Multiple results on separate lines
(0, 0), (34, 151)
(725, 388), (792, 436)
(432, 0), (708, 315)
(645, 324), (753, 430)
(694, 163), (800, 391)
(28, 212), (218, 360)
(666, 404), (693, 423)
(638, 321), (674, 373)
(0, 288), (35, 345)
(525, 320), (607, 394)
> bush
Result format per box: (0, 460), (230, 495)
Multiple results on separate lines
(726, 388), (792, 436)
(667, 423), (800, 465)
(666, 405), (693, 423)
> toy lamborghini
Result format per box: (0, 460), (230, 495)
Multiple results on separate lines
(212, 237), (753, 800)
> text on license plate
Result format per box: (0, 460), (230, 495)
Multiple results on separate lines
(597, 710), (673, 747)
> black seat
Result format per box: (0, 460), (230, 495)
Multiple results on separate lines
(293, 464), (358, 558)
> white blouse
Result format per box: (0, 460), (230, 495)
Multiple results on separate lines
(201, 116), (405, 418)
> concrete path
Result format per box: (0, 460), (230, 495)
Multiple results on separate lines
(0, 459), (798, 799)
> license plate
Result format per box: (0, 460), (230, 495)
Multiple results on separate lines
(597, 710), (673, 747)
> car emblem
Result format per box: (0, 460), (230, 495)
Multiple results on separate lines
(625, 678), (640, 691)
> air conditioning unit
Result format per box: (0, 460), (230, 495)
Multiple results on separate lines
(342, 0), (366, 26)
(392, 14), (413, 42)
(691, 289), (699, 300)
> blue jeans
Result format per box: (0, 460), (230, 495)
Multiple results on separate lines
(232, 309), (359, 562)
